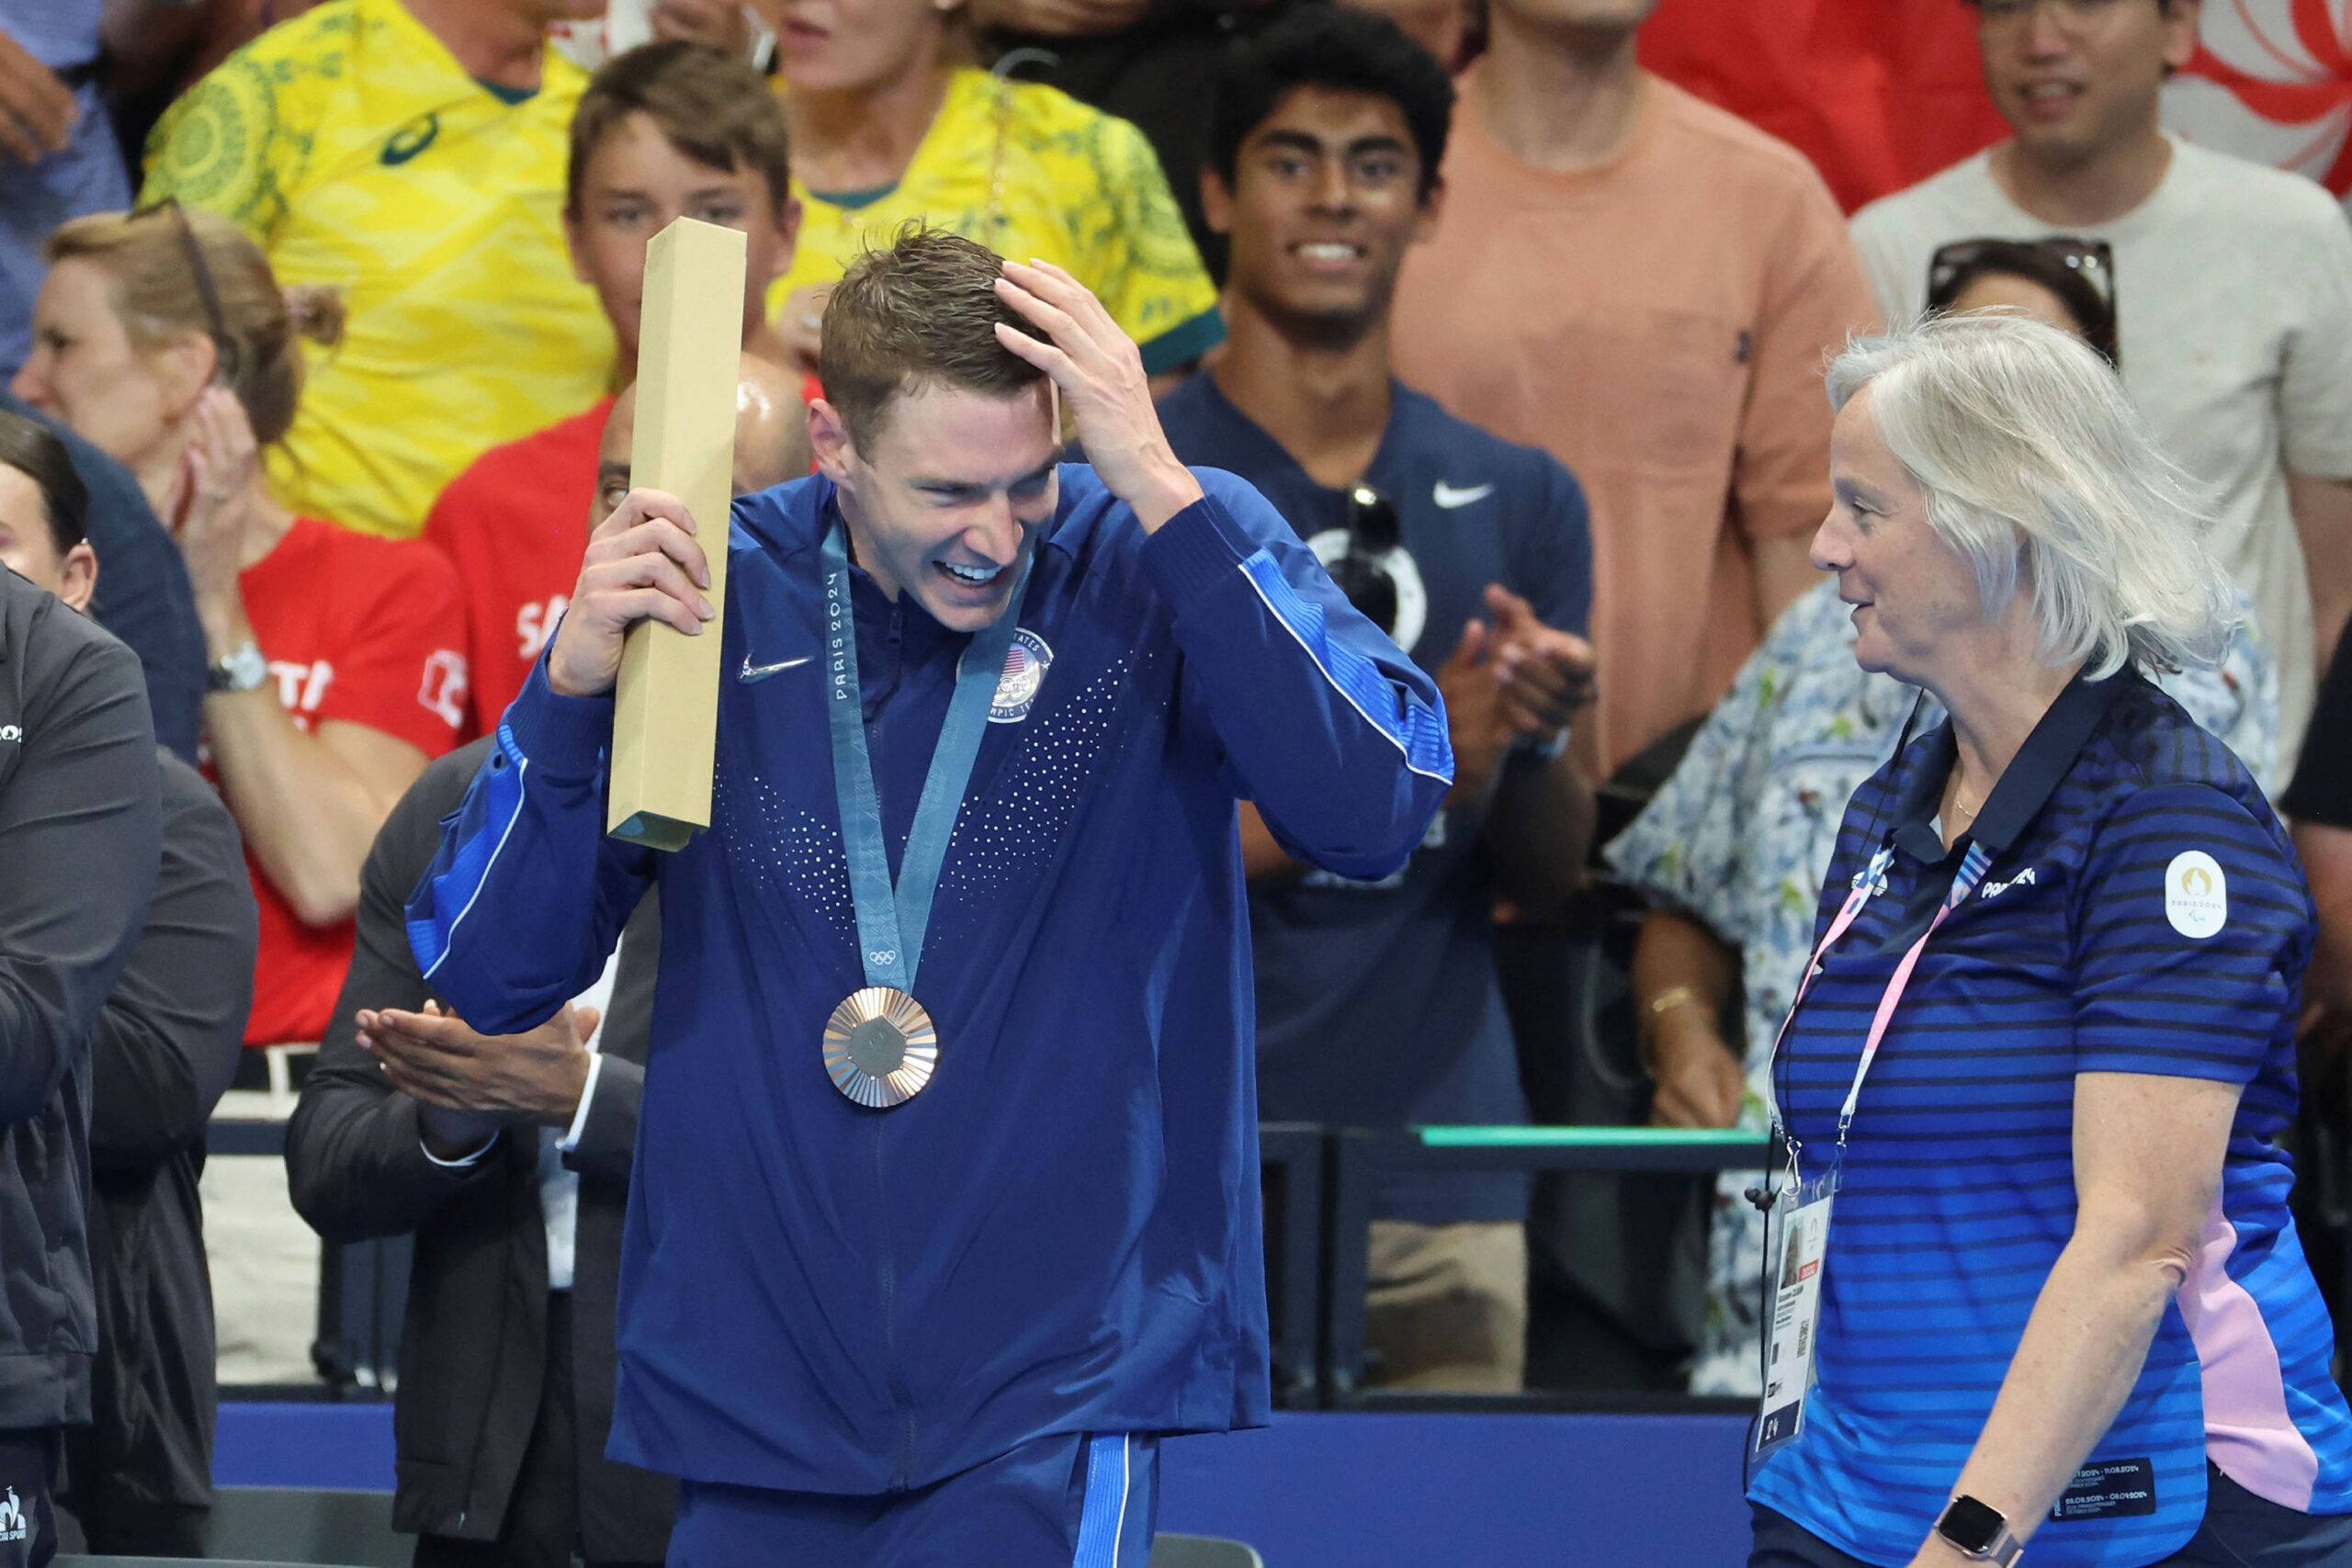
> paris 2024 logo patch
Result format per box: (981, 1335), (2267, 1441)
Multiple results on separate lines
(2165, 851), (2228, 940)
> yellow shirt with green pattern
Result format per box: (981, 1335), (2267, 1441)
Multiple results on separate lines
(141, 0), (616, 539)
(771, 67), (1222, 375)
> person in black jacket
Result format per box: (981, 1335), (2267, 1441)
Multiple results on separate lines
(0, 409), (257, 1554)
(288, 739), (668, 1568)
(0, 410), (163, 1568)
(62, 749), (250, 1558)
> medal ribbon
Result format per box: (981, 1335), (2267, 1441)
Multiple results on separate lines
(1766, 839), (1994, 1162)
(821, 518), (1030, 995)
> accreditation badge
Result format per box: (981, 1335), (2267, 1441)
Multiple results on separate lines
(1752, 1170), (1838, 1461)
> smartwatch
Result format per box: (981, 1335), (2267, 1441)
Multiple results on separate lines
(207, 639), (268, 694)
(1935, 1495), (2024, 1564)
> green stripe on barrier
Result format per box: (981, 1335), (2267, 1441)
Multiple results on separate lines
(1415, 1126), (1770, 1150)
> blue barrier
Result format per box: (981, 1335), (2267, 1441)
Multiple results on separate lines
(218, 1403), (1757, 1566)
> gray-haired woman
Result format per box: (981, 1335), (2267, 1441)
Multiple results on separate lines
(1747, 315), (2352, 1568)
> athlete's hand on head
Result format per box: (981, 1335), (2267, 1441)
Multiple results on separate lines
(1484, 584), (1595, 745)
(546, 488), (716, 699)
(992, 257), (1203, 532)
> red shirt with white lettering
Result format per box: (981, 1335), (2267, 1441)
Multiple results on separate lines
(230, 518), (469, 1044)
(428, 375), (824, 738)
(424, 395), (612, 739)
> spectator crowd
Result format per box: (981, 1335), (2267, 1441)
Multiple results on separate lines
(3, 0), (2351, 1561)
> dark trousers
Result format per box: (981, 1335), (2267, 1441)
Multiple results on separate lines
(413, 1294), (658, 1568)
(0, 1429), (60, 1568)
(1753, 1465), (2352, 1566)
(53, 1491), (206, 1558)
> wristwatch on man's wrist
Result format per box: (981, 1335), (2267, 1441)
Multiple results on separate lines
(207, 639), (268, 694)
(1935, 1495), (2024, 1564)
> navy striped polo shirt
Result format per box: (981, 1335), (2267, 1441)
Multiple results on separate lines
(1749, 671), (2352, 1564)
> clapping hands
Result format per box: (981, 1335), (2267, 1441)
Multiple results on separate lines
(1438, 584), (1596, 801)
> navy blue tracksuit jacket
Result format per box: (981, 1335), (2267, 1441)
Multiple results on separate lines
(406, 465), (1451, 1495)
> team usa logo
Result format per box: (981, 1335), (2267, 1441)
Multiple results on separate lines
(989, 628), (1053, 724)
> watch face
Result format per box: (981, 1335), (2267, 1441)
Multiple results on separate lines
(1938, 1495), (2006, 1554)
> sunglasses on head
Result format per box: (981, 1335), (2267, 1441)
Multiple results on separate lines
(1928, 236), (2115, 313)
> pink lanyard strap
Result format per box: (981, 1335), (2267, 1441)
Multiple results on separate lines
(1769, 840), (1995, 1158)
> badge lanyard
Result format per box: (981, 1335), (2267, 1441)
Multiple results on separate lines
(1766, 836), (1995, 1183)
(820, 519), (1030, 998)
(1751, 833), (1993, 1462)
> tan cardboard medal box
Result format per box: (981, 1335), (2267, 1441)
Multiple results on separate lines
(606, 217), (748, 851)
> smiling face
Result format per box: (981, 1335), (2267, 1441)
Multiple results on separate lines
(1813, 389), (1994, 688)
(566, 111), (798, 365)
(1976, 0), (2197, 170)
(810, 380), (1060, 633)
(1206, 85), (1434, 343)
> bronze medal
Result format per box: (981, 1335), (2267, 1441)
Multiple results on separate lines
(822, 986), (939, 1108)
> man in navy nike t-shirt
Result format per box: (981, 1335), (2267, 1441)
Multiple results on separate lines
(1159, 6), (1595, 1392)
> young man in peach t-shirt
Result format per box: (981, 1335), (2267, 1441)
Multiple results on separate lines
(1391, 0), (1872, 778)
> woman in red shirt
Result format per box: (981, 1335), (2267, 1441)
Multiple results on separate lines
(12, 204), (469, 1048)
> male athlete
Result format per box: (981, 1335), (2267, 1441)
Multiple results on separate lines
(407, 228), (1451, 1565)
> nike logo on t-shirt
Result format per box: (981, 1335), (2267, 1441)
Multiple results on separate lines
(739, 654), (812, 683)
(1432, 481), (1496, 509)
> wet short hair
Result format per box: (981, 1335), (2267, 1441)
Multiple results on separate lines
(1826, 313), (2233, 678)
(1209, 5), (1454, 202)
(0, 410), (90, 555)
(820, 224), (1046, 450)
(567, 39), (793, 217)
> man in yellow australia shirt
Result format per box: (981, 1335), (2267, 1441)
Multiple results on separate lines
(139, 0), (617, 541)
(768, 4), (1221, 382)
